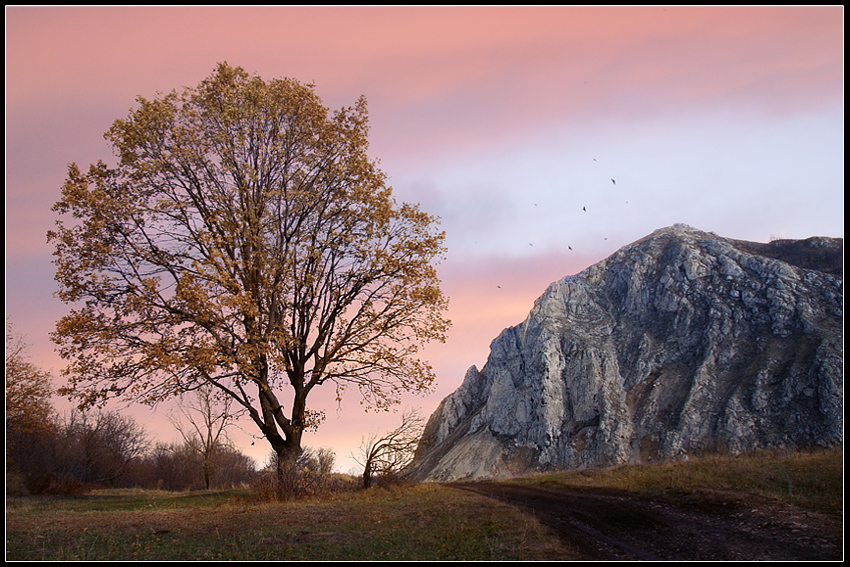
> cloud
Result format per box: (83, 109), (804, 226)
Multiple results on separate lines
(10, 7), (841, 166)
(5, 5), (843, 472)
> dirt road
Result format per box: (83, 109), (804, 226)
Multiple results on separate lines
(450, 481), (842, 561)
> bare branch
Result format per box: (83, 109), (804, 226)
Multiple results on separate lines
(353, 408), (425, 488)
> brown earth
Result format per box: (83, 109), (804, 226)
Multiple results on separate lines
(449, 481), (843, 561)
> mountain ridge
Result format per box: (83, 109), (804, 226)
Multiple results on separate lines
(409, 224), (843, 481)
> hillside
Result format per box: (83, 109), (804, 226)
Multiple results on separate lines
(409, 225), (843, 481)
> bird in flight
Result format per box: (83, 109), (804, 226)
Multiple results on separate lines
(611, 178), (616, 185)
(583, 206), (586, 212)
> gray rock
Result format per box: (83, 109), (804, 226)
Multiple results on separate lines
(409, 225), (843, 481)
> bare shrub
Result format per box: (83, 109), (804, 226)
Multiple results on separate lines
(251, 447), (337, 500)
(354, 408), (424, 488)
(54, 409), (149, 488)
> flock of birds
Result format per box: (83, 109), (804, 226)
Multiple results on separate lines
(532, 161), (620, 247)
(498, 159), (624, 290)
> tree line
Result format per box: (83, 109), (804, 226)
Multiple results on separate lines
(7, 321), (424, 497)
(6, 322), (257, 495)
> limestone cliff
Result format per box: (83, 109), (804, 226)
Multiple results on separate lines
(409, 225), (843, 481)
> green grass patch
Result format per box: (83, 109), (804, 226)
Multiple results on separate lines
(5, 487), (254, 513)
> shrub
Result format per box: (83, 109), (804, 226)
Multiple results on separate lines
(250, 447), (337, 501)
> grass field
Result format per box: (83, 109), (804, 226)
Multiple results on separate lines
(6, 450), (841, 561)
(5, 483), (573, 561)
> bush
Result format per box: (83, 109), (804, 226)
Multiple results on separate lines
(250, 447), (338, 501)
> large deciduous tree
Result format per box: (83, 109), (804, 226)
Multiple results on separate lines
(48, 62), (450, 469)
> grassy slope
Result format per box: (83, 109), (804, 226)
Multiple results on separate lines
(509, 449), (843, 515)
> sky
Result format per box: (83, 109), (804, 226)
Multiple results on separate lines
(5, 6), (844, 474)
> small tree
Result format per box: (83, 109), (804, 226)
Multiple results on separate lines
(355, 408), (424, 488)
(6, 320), (56, 442)
(6, 321), (60, 494)
(147, 442), (198, 491)
(130, 440), (256, 491)
(168, 384), (239, 489)
(48, 63), (451, 485)
(55, 409), (149, 487)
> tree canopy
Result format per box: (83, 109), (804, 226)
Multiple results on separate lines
(48, 62), (450, 462)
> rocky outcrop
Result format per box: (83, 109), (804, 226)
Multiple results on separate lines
(410, 225), (843, 481)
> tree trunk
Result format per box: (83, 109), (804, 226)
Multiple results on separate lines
(362, 460), (372, 489)
(273, 435), (303, 499)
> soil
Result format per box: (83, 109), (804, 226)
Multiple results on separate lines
(449, 481), (843, 561)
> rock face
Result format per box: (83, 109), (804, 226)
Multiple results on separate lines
(409, 225), (843, 481)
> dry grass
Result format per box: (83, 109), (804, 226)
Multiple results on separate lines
(511, 448), (843, 515)
(7, 449), (840, 561)
(5, 483), (576, 561)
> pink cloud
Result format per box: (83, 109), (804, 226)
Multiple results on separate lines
(6, 5), (842, 472)
(7, 7), (841, 181)
(8, 7), (840, 112)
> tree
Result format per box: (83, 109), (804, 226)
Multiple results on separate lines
(132, 440), (256, 491)
(355, 408), (424, 488)
(48, 62), (450, 477)
(55, 409), (149, 487)
(6, 320), (56, 440)
(146, 442), (199, 491)
(6, 320), (60, 493)
(168, 384), (239, 489)
(209, 443), (257, 489)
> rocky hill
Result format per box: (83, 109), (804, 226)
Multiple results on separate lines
(409, 225), (843, 481)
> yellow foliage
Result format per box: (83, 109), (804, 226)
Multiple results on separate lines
(48, 63), (451, 460)
(6, 322), (57, 437)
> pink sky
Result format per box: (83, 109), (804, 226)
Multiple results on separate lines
(5, 6), (844, 473)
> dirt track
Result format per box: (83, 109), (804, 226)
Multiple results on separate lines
(450, 481), (843, 561)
